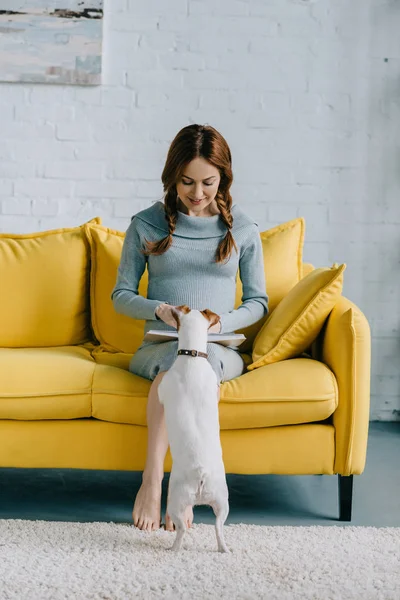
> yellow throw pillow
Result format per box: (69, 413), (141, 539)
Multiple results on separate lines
(247, 263), (346, 369)
(235, 217), (305, 353)
(0, 217), (101, 348)
(84, 223), (148, 354)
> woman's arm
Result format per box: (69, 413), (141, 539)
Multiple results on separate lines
(111, 217), (168, 321)
(218, 225), (269, 334)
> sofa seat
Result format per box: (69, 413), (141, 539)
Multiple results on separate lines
(0, 346), (95, 420)
(91, 349), (338, 429)
(0, 345), (338, 428)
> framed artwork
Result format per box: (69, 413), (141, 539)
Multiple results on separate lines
(0, 1), (103, 84)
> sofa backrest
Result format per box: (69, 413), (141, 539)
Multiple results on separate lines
(0, 216), (311, 353)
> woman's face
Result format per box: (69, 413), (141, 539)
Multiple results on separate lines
(175, 157), (221, 217)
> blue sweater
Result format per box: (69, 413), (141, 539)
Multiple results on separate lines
(111, 201), (269, 336)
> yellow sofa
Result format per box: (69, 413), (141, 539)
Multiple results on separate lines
(0, 216), (371, 522)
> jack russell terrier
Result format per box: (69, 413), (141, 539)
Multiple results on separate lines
(157, 305), (230, 553)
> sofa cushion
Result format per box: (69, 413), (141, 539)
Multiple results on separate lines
(84, 223), (149, 354)
(258, 217), (305, 312)
(302, 263), (315, 278)
(0, 345), (336, 428)
(0, 346), (95, 420)
(0, 217), (101, 348)
(234, 217), (305, 353)
(84, 217), (305, 355)
(91, 352), (337, 429)
(248, 263), (346, 370)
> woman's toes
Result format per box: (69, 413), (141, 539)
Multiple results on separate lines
(165, 513), (175, 531)
(132, 480), (162, 531)
(150, 520), (159, 532)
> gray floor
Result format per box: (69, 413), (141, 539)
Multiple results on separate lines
(0, 422), (399, 527)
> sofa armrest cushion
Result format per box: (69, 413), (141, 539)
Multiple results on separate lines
(320, 296), (371, 474)
(247, 263), (346, 369)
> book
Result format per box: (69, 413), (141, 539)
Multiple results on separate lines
(143, 330), (246, 348)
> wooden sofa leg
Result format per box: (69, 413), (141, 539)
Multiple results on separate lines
(338, 475), (353, 521)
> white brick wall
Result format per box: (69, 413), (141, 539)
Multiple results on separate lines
(0, 0), (398, 421)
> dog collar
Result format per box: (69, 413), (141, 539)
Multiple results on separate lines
(177, 349), (208, 359)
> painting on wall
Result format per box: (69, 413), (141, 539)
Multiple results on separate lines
(0, 1), (103, 85)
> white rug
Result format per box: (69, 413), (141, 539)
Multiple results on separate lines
(0, 520), (399, 600)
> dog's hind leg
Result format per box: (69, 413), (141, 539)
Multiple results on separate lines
(211, 498), (230, 553)
(167, 481), (190, 552)
(170, 514), (186, 552)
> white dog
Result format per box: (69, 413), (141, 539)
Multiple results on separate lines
(157, 305), (230, 553)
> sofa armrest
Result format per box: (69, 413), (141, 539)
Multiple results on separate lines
(316, 295), (371, 475)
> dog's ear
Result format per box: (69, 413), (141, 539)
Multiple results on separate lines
(175, 304), (191, 314)
(171, 305), (190, 329)
(200, 309), (221, 330)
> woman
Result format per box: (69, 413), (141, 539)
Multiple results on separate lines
(111, 124), (269, 533)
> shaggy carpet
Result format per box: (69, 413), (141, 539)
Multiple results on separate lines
(0, 520), (399, 599)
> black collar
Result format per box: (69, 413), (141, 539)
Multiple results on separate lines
(177, 349), (208, 359)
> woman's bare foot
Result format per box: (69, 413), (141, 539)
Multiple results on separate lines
(164, 505), (194, 531)
(132, 478), (163, 532)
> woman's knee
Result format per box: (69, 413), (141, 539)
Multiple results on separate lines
(147, 371), (169, 412)
(149, 370), (169, 395)
(153, 370), (168, 384)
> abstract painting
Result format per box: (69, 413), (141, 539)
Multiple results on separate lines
(0, 1), (103, 85)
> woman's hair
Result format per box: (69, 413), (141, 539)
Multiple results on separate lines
(140, 124), (238, 264)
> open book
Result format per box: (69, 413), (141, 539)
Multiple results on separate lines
(144, 330), (246, 348)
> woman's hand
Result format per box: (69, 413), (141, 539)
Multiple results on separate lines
(155, 303), (179, 328)
(208, 321), (221, 334)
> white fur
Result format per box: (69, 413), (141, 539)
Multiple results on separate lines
(158, 309), (230, 553)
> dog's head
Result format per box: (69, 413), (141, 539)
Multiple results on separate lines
(170, 305), (220, 332)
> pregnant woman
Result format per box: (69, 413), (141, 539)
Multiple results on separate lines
(111, 123), (269, 532)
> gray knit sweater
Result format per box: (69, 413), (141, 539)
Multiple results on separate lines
(111, 201), (269, 336)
